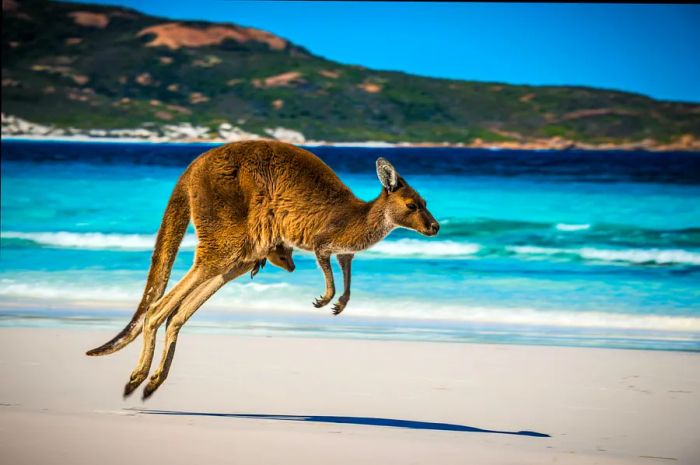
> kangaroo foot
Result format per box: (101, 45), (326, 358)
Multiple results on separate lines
(313, 295), (333, 308)
(143, 372), (164, 400)
(123, 370), (148, 398)
(332, 296), (349, 316)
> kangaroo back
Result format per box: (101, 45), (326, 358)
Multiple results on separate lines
(86, 179), (190, 356)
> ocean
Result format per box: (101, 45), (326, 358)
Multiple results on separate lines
(1, 140), (699, 351)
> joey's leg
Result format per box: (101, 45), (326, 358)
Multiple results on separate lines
(250, 258), (266, 279)
(142, 261), (254, 399)
(123, 266), (209, 397)
(313, 251), (335, 308)
(332, 254), (353, 316)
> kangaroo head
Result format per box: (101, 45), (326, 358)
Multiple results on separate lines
(376, 158), (439, 237)
(267, 243), (296, 272)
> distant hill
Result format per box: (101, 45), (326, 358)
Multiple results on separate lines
(3, 0), (700, 149)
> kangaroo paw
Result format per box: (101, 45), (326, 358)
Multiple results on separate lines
(313, 295), (332, 308)
(332, 299), (348, 316)
(331, 303), (345, 315)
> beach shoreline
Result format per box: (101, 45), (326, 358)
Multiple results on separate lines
(1, 327), (699, 464)
(3, 135), (700, 152)
(2, 300), (699, 353)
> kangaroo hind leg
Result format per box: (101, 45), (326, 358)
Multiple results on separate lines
(123, 266), (209, 397)
(142, 260), (255, 399)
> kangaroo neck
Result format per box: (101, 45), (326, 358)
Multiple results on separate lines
(366, 189), (394, 243)
(331, 189), (393, 252)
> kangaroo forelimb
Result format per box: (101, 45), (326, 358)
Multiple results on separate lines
(332, 254), (353, 315)
(313, 251), (335, 308)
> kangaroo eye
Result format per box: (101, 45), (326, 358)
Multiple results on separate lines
(407, 203), (417, 211)
(280, 257), (287, 261)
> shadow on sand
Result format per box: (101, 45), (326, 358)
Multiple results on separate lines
(133, 409), (550, 438)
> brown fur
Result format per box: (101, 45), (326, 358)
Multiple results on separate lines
(86, 140), (438, 399)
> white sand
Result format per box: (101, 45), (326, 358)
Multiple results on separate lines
(1, 328), (699, 464)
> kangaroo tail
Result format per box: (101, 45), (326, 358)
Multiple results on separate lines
(86, 180), (190, 356)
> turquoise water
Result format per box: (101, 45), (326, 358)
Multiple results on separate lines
(1, 140), (699, 351)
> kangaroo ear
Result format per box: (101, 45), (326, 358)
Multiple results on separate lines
(376, 158), (399, 192)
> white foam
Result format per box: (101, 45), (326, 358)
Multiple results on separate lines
(578, 247), (700, 265)
(508, 245), (565, 256)
(348, 303), (700, 332)
(0, 282), (136, 302)
(5, 230), (700, 265)
(555, 223), (591, 232)
(1, 231), (198, 251)
(508, 245), (700, 265)
(0, 279), (289, 306)
(2, 231), (481, 259)
(2, 278), (698, 332)
(367, 239), (481, 258)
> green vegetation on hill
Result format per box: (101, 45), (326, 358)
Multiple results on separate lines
(3, 0), (699, 145)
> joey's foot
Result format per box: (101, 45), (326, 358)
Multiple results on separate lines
(332, 298), (349, 316)
(123, 371), (148, 398)
(313, 295), (332, 308)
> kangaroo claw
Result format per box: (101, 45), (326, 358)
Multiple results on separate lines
(332, 301), (347, 315)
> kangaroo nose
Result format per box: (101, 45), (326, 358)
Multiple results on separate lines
(430, 222), (440, 234)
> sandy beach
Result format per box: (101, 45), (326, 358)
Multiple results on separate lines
(0, 328), (698, 464)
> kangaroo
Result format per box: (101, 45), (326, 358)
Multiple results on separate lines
(86, 140), (439, 399)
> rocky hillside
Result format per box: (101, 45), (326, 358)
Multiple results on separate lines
(3, 0), (700, 148)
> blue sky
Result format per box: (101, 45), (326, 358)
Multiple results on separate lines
(76, 1), (700, 103)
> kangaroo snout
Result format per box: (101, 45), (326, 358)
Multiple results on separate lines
(422, 221), (440, 236)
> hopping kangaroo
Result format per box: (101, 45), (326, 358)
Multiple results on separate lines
(86, 140), (439, 399)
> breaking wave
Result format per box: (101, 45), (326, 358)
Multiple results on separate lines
(3, 231), (700, 266)
(367, 239), (481, 258)
(1, 231), (197, 251)
(555, 223), (591, 232)
(1, 232), (483, 258)
(0, 279), (290, 304)
(508, 245), (700, 266)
